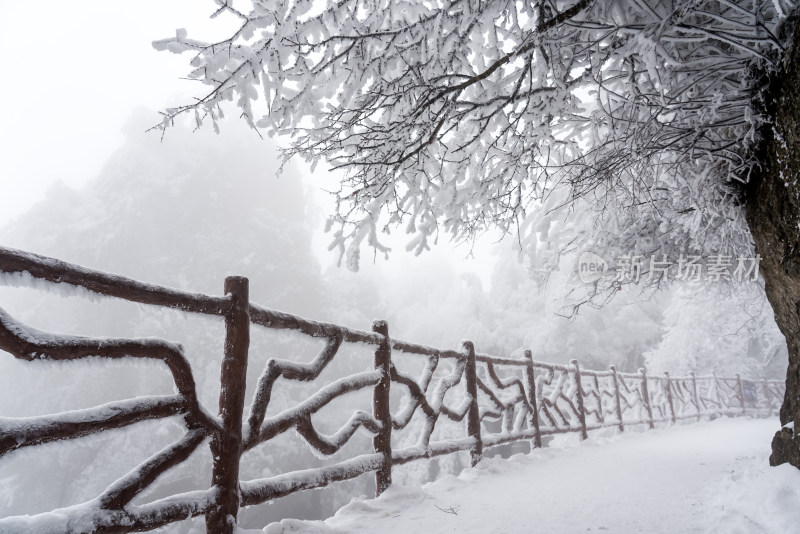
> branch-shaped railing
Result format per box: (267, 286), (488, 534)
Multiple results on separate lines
(0, 247), (785, 533)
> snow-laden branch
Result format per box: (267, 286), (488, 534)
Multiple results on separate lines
(155, 0), (797, 269)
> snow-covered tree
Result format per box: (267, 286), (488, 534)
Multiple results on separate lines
(154, 0), (782, 261)
(155, 1), (800, 465)
(645, 282), (787, 378)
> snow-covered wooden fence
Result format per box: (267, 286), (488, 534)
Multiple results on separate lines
(0, 247), (785, 533)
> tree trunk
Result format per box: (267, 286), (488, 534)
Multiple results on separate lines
(747, 20), (800, 468)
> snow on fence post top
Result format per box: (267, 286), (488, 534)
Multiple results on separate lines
(372, 320), (392, 496)
(208, 275), (250, 534)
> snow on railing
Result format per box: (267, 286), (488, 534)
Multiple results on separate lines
(0, 246), (785, 533)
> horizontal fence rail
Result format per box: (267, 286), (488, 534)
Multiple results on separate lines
(0, 247), (785, 533)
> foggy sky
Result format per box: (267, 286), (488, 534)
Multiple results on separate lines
(0, 0), (496, 283)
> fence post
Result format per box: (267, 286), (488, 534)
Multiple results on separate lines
(207, 276), (250, 534)
(736, 374), (747, 415)
(463, 341), (483, 467)
(570, 359), (588, 440)
(713, 372), (724, 415)
(523, 350), (542, 448)
(639, 368), (655, 430)
(610, 366), (624, 432)
(691, 371), (701, 421)
(372, 320), (393, 496)
(594, 374), (603, 424)
(764, 377), (773, 415)
(664, 372), (676, 424)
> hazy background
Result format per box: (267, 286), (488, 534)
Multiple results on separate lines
(0, 1), (789, 531)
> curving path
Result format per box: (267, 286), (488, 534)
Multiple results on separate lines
(262, 418), (800, 534)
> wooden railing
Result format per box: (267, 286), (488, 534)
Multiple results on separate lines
(0, 247), (785, 533)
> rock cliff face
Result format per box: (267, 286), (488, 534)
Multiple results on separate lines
(747, 22), (800, 468)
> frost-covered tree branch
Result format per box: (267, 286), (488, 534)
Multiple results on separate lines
(155, 0), (797, 269)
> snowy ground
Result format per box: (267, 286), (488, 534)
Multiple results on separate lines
(259, 418), (800, 534)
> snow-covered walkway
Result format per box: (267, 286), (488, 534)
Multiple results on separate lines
(263, 418), (800, 534)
